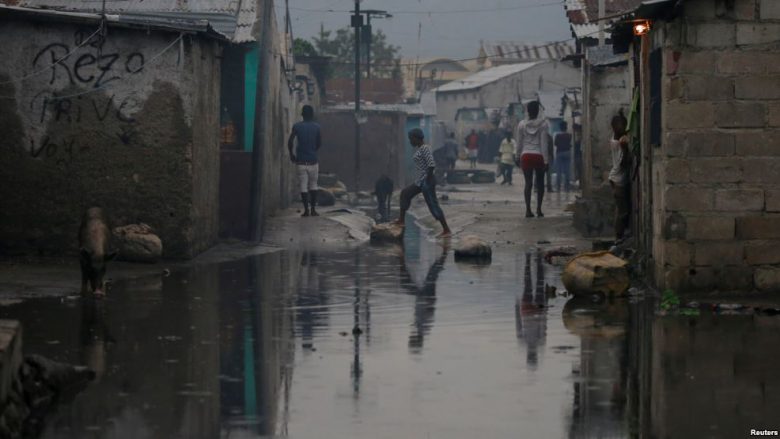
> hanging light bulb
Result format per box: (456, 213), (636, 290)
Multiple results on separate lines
(633, 20), (652, 36)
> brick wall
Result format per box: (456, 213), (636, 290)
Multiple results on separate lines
(655, 0), (780, 292)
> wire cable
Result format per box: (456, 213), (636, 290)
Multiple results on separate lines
(0, 33), (183, 100)
(0, 26), (102, 85)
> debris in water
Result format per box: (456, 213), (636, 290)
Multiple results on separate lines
(339, 331), (349, 337)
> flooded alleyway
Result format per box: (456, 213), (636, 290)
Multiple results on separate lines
(3, 207), (779, 438)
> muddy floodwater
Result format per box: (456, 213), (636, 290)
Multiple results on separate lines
(3, 225), (779, 438)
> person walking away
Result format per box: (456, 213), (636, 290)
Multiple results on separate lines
(395, 128), (452, 238)
(545, 131), (555, 192)
(554, 121), (573, 192)
(515, 101), (550, 218)
(287, 105), (322, 217)
(498, 131), (516, 185)
(465, 129), (479, 169)
(573, 124), (583, 186)
(444, 133), (459, 172)
(608, 110), (631, 242)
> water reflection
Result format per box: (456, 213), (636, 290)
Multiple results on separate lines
(400, 241), (448, 354)
(564, 296), (630, 438)
(1, 243), (778, 438)
(515, 251), (548, 369)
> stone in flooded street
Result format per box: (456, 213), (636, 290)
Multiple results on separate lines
(78, 208), (117, 297)
(370, 222), (404, 244)
(454, 235), (492, 261)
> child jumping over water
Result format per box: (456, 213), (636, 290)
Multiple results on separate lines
(395, 128), (452, 238)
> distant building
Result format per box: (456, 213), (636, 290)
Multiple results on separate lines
(434, 60), (580, 135)
(325, 78), (404, 105)
(401, 57), (479, 99)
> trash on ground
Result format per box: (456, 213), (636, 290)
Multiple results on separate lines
(561, 251), (629, 297)
(113, 223), (163, 263)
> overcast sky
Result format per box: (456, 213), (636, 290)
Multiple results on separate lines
(280, 0), (573, 60)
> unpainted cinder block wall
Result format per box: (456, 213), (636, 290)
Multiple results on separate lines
(0, 19), (221, 258)
(654, 0), (780, 292)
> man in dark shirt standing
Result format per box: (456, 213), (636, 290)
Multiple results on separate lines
(554, 121), (573, 192)
(287, 105), (322, 217)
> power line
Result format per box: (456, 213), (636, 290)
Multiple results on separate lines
(283, 1), (563, 15)
(0, 27), (102, 85)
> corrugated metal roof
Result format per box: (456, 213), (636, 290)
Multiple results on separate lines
(481, 41), (575, 62)
(0, 3), (229, 36)
(3, 0), (257, 42)
(565, 0), (642, 40)
(572, 23), (604, 39)
(435, 62), (542, 93)
(586, 44), (629, 66)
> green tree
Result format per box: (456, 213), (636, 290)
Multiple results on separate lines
(311, 25), (401, 79)
(293, 38), (318, 57)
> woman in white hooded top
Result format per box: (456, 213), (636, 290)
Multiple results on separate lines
(515, 101), (550, 218)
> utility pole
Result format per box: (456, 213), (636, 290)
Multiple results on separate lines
(364, 16), (372, 80)
(351, 1), (362, 193)
(360, 10), (391, 80)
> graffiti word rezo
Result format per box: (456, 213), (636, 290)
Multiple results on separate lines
(32, 43), (145, 88)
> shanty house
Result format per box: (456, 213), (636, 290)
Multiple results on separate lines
(0, 0), (301, 257)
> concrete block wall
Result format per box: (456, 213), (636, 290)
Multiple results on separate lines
(655, 0), (780, 292)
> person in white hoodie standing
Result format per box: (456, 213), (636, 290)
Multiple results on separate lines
(515, 101), (550, 218)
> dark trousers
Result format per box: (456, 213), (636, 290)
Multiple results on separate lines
(377, 194), (390, 222)
(500, 163), (514, 183)
(611, 181), (631, 240)
(523, 167), (545, 212)
(555, 150), (571, 191)
(400, 182), (444, 221)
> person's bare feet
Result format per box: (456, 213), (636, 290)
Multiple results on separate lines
(391, 219), (405, 227)
(437, 230), (452, 239)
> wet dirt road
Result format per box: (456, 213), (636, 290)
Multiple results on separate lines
(3, 222), (780, 438)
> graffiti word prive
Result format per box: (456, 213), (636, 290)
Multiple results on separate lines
(32, 92), (139, 125)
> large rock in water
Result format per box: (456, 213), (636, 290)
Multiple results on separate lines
(370, 223), (404, 244)
(112, 224), (162, 263)
(562, 251), (630, 297)
(454, 235), (492, 261)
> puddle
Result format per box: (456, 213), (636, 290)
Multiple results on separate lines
(2, 230), (779, 438)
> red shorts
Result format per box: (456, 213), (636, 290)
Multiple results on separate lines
(520, 153), (545, 171)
